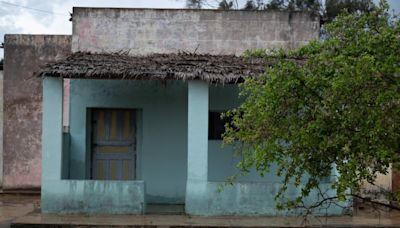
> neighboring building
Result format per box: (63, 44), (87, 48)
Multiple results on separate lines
(0, 68), (3, 187)
(2, 35), (71, 190)
(36, 7), (347, 215)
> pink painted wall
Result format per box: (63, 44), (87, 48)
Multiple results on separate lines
(3, 35), (71, 190)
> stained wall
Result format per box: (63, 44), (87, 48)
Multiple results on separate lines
(3, 35), (71, 189)
(72, 8), (319, 55)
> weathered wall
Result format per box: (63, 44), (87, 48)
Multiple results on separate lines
(393, 170), (400, 192)
(360, 169), (392, 203)
(72, 8), (319, 55)
(42, 179), (146, 214)
(3, 35), (71, 189)
(0, 70), (3, 187)
(187, 181), (347, 216)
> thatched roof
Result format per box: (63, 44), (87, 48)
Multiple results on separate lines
(39, 52), (272, 84)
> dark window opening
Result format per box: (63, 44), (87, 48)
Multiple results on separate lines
(209, 111), (231, 140)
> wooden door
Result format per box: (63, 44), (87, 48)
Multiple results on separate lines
(91, 109), (136, 180)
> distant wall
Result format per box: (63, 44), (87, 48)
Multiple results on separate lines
(3, 35), (71, 190)
(393, 170), (400, 192)
(360, 169), (392, 203)
(0, 70), (3, 187)
(72, 8), (319, 55)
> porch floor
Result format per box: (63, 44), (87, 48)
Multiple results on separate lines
(3, 194), (400, 227)
(146, 204), (185, 215)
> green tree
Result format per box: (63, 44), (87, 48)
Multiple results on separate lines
(259, 0), (374, 23)
(325, 0), (375, 23)
(243, 0), (258, 10)
(186, 0), (203, 8)
(242, 0), (266, 10)
(185, 0), (375, 24)
(265, 0), (288, 10)
(218, 0), (235, 10)
(223, 0), (400, 210)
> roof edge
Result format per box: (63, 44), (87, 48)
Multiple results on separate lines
(72, 6), (318, 15)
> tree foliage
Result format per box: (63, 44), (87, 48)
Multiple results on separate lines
(223, 0), (400, 208)
(325, 0), (375, 23)
(185, 0), (375, 24)
(218, 0), (235, 10)
(214, 0), (239, 10)
(185, 0), (203, 8)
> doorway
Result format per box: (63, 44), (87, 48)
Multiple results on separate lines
(91, 108), (136, 180)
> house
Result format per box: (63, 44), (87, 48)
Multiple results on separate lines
(34, 7), (349, 215)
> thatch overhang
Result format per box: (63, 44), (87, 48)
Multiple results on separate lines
(39, 52), (273, 84)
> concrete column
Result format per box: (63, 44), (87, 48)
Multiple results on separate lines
(187, 80), (209, 182)
(42, 77), (63, 182)
(186, 81), (210, 214)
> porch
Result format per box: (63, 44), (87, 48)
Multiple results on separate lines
(40, 53), (344, 216)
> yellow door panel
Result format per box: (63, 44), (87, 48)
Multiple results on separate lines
(97, 160), (105, 180)
(123, 111), (131, 140)
(110, 111), (118, 140)
(97, 111), (105, 140)
(123, 160), (130, 180)
(110, 160), (118, 180)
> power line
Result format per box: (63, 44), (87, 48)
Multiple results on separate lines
(0, 0), (69, 16)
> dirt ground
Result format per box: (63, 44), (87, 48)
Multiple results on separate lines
(0, 194), (38, 228)
(3, 194), (400, 227)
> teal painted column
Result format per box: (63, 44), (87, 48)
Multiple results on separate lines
(42, 77), (64, 182)
(41, 77), (64, 212)
(187, 80), (208, 182)
(186, 80), (209, 214)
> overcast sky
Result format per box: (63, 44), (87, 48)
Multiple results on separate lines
(0, 0), (399, 58)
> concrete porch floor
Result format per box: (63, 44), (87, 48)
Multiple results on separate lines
(3, 194), (400, 227)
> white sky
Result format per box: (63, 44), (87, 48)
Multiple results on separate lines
(0, 0), (399, 58)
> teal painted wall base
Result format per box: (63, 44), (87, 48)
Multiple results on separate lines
(42, 180), (145, 214)
(185, 181), (349, 216)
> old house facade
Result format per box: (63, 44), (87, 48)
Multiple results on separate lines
(36, 7), (347, 215)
